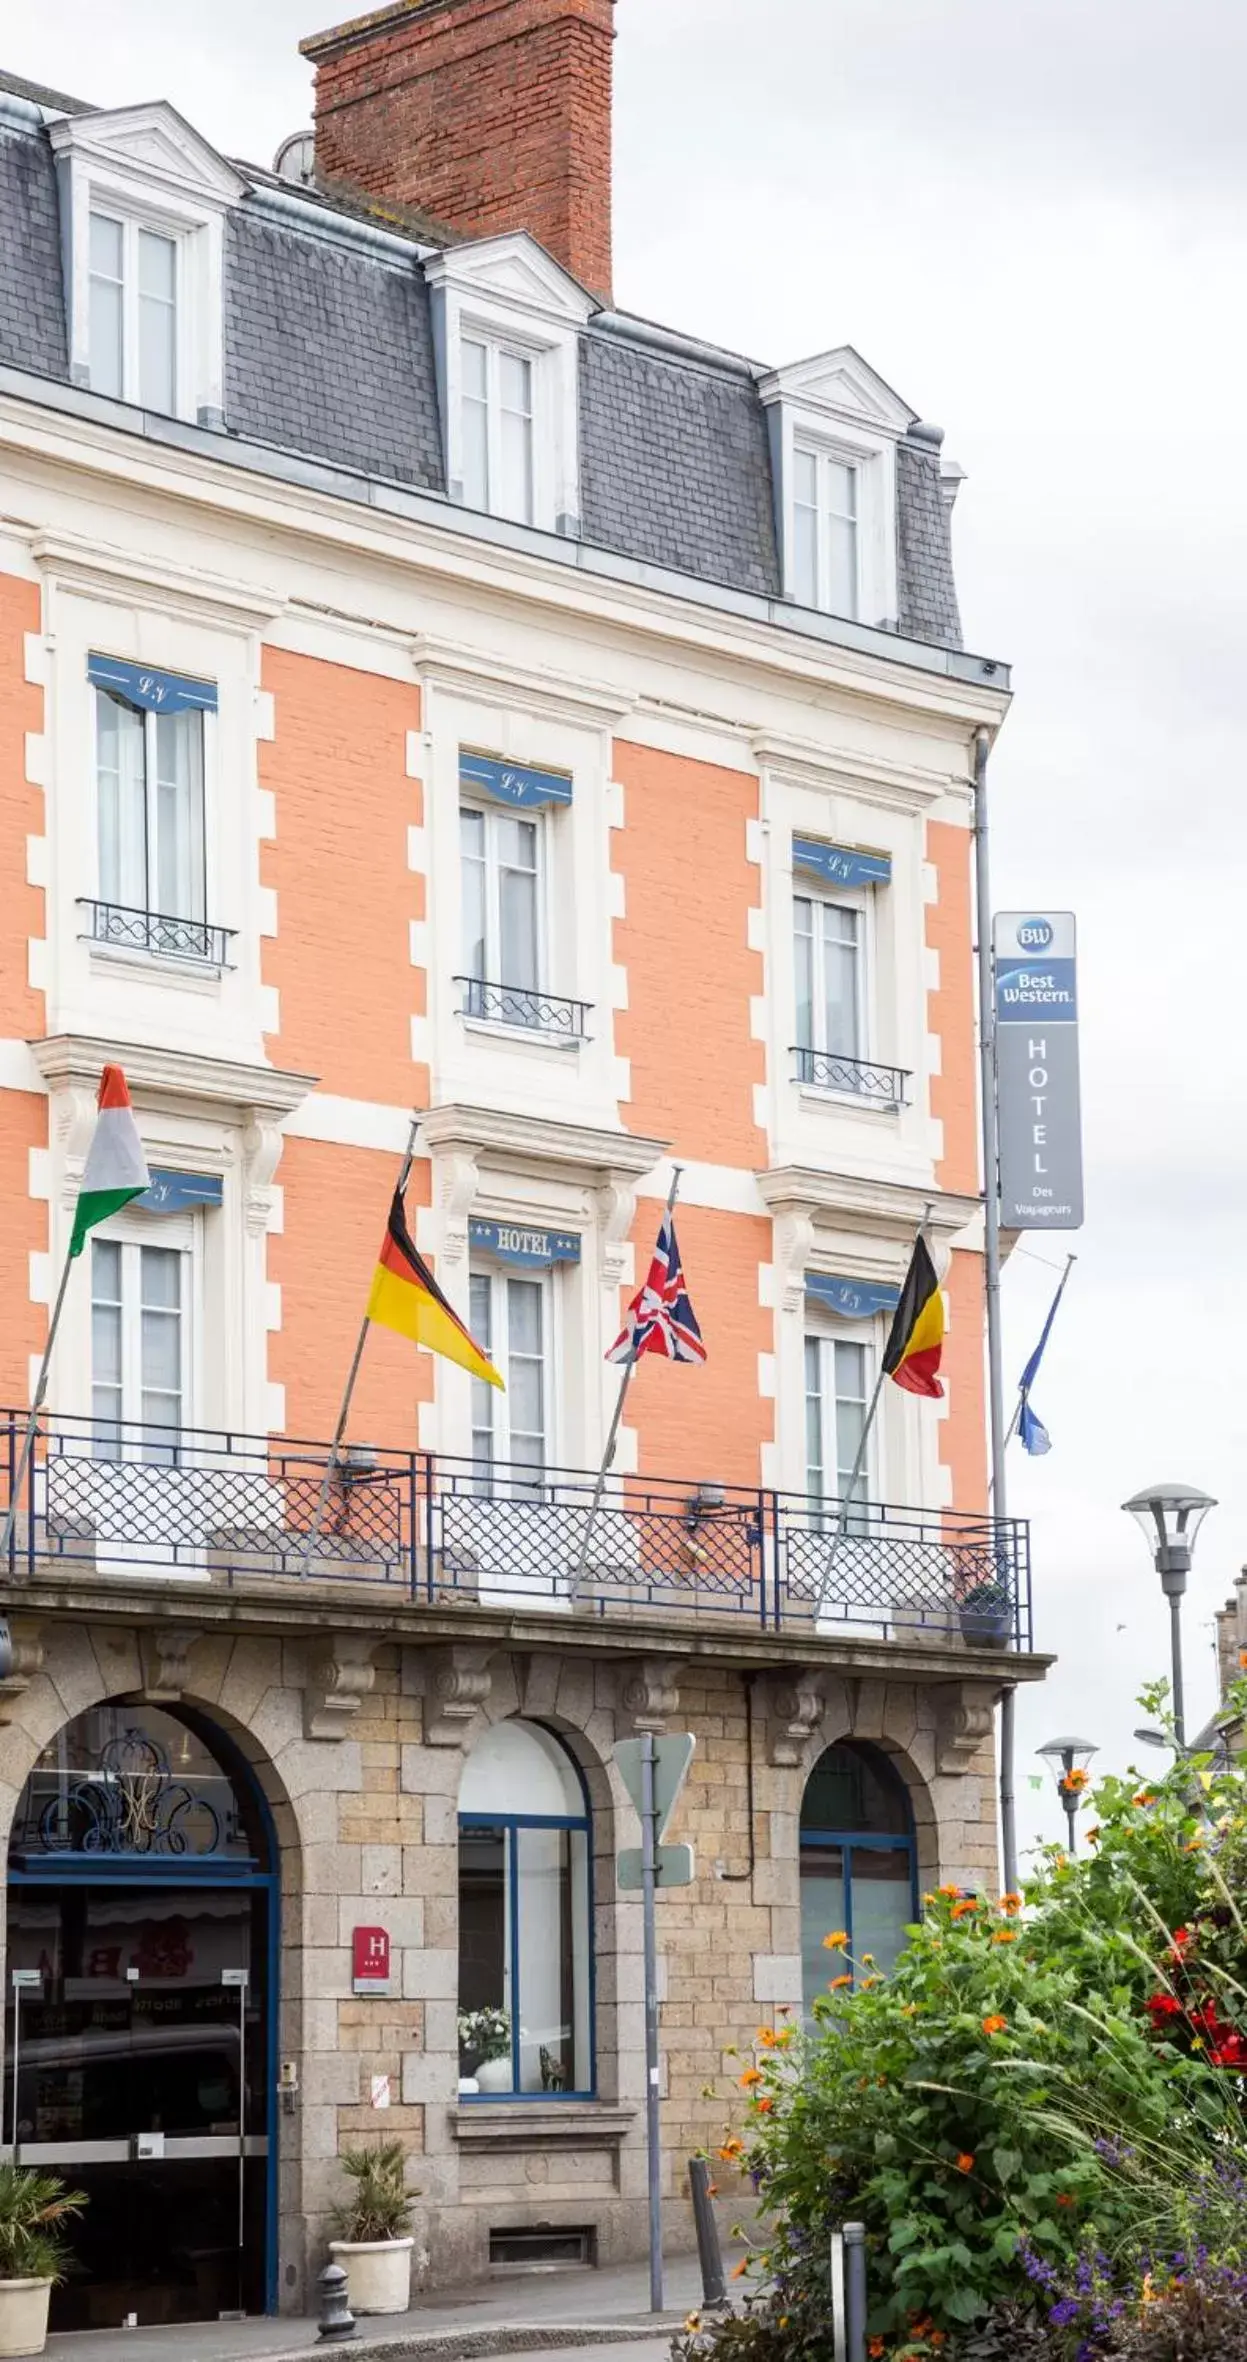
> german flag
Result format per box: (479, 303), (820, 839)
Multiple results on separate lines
(882, 1235), (946, 1398)
(366, 1188), (503, 1388)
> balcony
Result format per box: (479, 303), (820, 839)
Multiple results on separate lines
(0, 1410), (1031, 1648)
(455, 977), (591, 1042)
(793, 1046), (910, 1105)
(80, 899), (236, 969)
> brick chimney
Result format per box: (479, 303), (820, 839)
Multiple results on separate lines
(301, 0), (615, 299)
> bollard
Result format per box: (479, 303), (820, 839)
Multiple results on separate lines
(688, 2157), (727, 2308)
(316, 2261), (357, 2342)
(843, 2222), (868, 2362)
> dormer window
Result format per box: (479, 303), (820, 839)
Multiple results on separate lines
(88, 212), (179, 412)
(793, 445), (859, 619)
(461, 337), (536, 525)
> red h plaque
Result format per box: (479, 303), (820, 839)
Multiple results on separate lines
(352, 1926), (391, 1994)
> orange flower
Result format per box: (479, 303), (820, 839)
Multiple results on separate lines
(951, 1898), (978, 1920)
(731, 2257), (750, 2280)
(756, 2096), (774, 2114)
(823, 1930), (849, 1950)
(1062, 1766), (1090, 1792)
(1239, 1648), (1247, 1671)
(1184, 1836), (1205, 1854)
(930, 2336), (947, 2350)
(739, 2068), (763, 2089)
(716, 2139), (745, 2162)
(938, 1882), (960, 1898)
(756, 2027), (777, 2047)
(1056, 2193), (1076, 2209)
(1133, 1790), (1156, 1808)
(1086, 1826), (1101, 1847)
(868, 2342), (886, 2361)
(999, 1893), (1022, 1916)
(955, 2152), (975, 2173)
(991, 1929), (1018, 1945)
(982, 2014), (1008, 2036)
(828, 1973), (854, 1991)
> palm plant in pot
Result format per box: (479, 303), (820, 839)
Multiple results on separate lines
(328, 2140), (419, 2317)
(0, 2164), (86, 2359)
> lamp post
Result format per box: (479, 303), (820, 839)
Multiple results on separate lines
(1122, 1485), (1217, 1748)
(1038, 1736), (1098, 1854)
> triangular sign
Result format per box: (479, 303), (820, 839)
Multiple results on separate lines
(613, 1734), (696, 1844)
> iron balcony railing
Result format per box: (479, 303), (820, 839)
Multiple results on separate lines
(454, 976), (591, 1041)
(793, 1046), (911, 1105)
(80, 899), (236, 968)
(0, 1409), (1032, 1647)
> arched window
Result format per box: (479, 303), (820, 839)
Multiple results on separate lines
(800, 1740), (917, 2017)
(458, 1721), (592, 2100)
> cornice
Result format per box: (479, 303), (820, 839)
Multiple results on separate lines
(30, 529), (285, 632)
(412, 635), (632, 732)
(30, 1036), (317, 1122)
(752, 729), (957, 816)
(420, 1102), (667, 1184)
(757, 1164), (981, 1245)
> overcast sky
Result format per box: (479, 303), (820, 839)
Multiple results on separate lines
(8, 0), (1243, 1860)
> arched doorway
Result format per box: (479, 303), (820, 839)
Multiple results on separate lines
(800, 1740), (918, 2019)
(6, 1703), (278, 2329)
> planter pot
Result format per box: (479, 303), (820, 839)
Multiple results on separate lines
(0, 2279), (53, 2358)
(328, 2238), (414, 2317)
(473, 2055), (513, 2094)
(960, 1605), (1012, 1649)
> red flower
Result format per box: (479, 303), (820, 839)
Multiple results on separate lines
(1144, 1993), (1182, 2022)
(1172, 1927), (1193, 1952)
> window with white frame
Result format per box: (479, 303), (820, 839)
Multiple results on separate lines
(792, 443), (860, 617)
(88, 658), (225, 964)
(794, 891), (866, 1084)
(91, 1234), (188, 1463)
(805, 1330), (873, 1518)
(460, 804), (542, 1017)
(458, 1719), (593, 2099)
(469, 1264), (550, 1490)
(88, 210), (180, 412)
(461, 336), (537, 524)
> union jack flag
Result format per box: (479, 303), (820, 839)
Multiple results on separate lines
(607, 1209), (707, 1365)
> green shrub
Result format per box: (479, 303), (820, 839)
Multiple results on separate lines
(0, 2164), (87, 2285)
(334, 2140), (416, 2243)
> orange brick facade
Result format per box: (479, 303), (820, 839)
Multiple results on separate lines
(0, 579), (47, 1411)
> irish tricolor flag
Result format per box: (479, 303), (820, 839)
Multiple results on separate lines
(69, 1066), (151, 1257)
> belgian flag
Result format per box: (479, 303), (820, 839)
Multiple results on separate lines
(366, 1188), (503, 1388)
(882, 1235), (946, 1398)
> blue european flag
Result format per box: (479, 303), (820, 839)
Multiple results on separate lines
(1013, 1259), (1074, 1457)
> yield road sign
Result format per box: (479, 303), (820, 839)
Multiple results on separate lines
(617, 1843), (695, 1892)
(613, 1733), (696, 1842)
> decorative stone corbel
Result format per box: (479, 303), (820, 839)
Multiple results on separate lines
(423, 1644), (494, 1746)
(303, 1634), (380, 1741)
(935, 1682), (998, 1775)
(139, 1626), (203, 1705)
(617, 1658), (681, 1737)
(597, 1179), (639, 1287)
(772, 1209), (815, 1317)
(241, 1113), (286, 1240)
(438, 1152), (481, 1267)
(0, 1618), (45, 1724)
(763, 1668), (826, 1766)
(55, 1086), (101, 1206)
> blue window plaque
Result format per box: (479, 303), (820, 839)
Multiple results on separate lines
(459, 752), (573, 810)
(88, 654), (218, 715)
(805, 1273), (900, 1321)
(792, 836), (891, 891)
(469, 1219), (581, 1270)
(138, 1168), (224, 1215)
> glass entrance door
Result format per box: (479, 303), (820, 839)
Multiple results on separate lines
(5, 1883), (269, 2329)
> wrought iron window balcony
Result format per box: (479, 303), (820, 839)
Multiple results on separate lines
(793, 1045), (911, 1105)
(0, 1407), (1032, 1650)
(80, 899), (236, 968)
(454, 976), (590, 1041)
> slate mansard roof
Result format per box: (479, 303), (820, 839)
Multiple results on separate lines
(0, 92), (963, 651)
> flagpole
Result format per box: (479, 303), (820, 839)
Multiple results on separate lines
(816, 1201), (934, 1615)
(569, 1165), (684, 1602)
(0, 1244), (78, 1570)
(300, 1114), (422, 1575)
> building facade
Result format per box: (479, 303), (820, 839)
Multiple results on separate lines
(0, 0), (1045, 2327)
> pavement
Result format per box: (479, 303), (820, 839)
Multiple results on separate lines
(43, 2253), (714, 2362)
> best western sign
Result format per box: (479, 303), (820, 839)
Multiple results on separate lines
(993, 911), (1084, 1231)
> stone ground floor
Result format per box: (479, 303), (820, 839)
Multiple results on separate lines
(0, 1589), (1043, 2330)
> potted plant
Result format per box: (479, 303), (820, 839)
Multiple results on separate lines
(457, 2006), (512, 2094)
(958, 1578), (1014, 1648)
(0, 2163), (87, 2358)
(328, 2140), (417, 2317)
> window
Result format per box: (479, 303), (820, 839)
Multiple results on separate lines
(91, 1236), (186, 1463)
(794, 893), (865, 1081)
(460, 804), (541, 1012)
(800, 1741), (917, 2020)
(88, 210), (179, 411)
(470, 1267), (549, 1489)
(792, 444), (859, 617)
(94, 685), (208, 952)
(461, 337), (536, 523)
(458, 1720), (593, 2099)
(805, 1331), (873, 1517)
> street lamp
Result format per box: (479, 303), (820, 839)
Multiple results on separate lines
(1122, 1484), (1217, 1748)
(1038, 1736), (1098, 1854)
